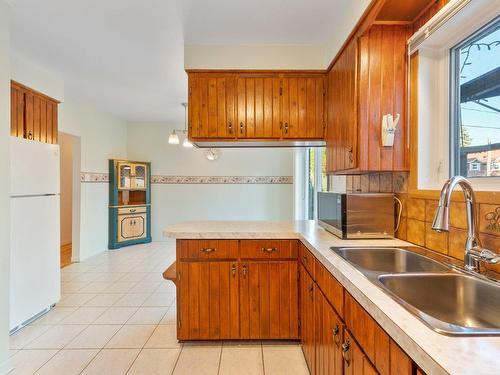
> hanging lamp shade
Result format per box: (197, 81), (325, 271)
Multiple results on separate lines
(168, 130), (179, 144)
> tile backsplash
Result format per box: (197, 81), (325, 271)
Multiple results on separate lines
(329, 172), (500, 269)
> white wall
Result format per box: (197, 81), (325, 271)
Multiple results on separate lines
(127, 122), (294, 240)
(0, 2), (11, 373)
(60, 95), (127, 259)
(185, 44), (326, 69)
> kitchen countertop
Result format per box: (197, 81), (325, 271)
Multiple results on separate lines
(164, 220), (500, 375)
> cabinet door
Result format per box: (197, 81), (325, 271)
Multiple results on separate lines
(118, 214), (146, 242)
(117, 163), (133, 189)
(300, 265), (316, 375)
(132, 163), (147, 189)
(189, 74), (236, 139)
(282, 76), (325, 139)
(325, 38), (358, 173)
(236, 76), (281, 139)
(11, 84), (25, 138)
(316, 288), (344, 375)
(239, 261), (298, 339)
(343, 331), (376, 375)
(178, 261), (239, 340)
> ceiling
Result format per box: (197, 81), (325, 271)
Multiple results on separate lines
(8, 0), (366, 123)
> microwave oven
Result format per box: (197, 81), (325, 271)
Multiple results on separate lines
(317, 192), (395, 239)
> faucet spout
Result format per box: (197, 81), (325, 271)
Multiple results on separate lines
(432, 176), (485, 272)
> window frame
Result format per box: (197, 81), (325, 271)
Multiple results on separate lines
(450, 16), (500, 179)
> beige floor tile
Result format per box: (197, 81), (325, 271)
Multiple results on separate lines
(77, 282), (113, 293)
(223, 340), (262, 347)
(84, 293), (124, 307)
(9, 349), (58, 375)
(159, 306), (176, 325)
(93, 307), (138, 324)
(173, 346), (221, 375)
(119, 273), (148, 282)
(94, 273), (127, 282)
(68, 273), (101, 283)
(113, 293), (151, 307)
(128, 348), (181, 375)
(61, 281), (90, 293)
(60, 307), (108, 324)
(129, 281), (161, 293)
(156, 282), (176, 294)
(25, 325), (87, 349)
(104, 281), (138, 293)
(81, 349), (140, 375)
(33, 307), (78, 325)
(219, 346), (264, 375)
(58, 293), (97, 307)
(35, 349), (98, 375)
(105, 325), (156, 349)
(66, 325), (122, 349)
(263, 346), (309, 375)
(126, 307), (168, 325)
(142, 293), (175, 307)
(144, 324), (180, 349)
(10, 325), (51, 349)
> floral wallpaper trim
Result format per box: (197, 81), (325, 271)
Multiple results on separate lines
(81, 173), (293, 185)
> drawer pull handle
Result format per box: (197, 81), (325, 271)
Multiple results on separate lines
(261, 247), (277, 253)
(201, 248), (216, 253)
(342, 340), (351, 365)
(231, 264), (237, 277)
(242, 265), (247, 278)
(333, 324), (341, 346)
(130, 209), (136, 212)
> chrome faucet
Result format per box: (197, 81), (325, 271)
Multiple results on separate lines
(432, 176), (499, 273)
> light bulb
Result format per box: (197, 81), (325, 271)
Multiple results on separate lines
(168, 131), (179, 145)
(182, 137), (193, 148)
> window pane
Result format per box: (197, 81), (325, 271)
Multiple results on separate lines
(308, 148), (315, 220)
(454, 19), (500, 178)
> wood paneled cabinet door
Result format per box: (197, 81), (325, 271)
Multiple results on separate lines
(10, 81), (59, 144)
(236, 76), (282, 139)
(281, 76), (325, 139)
(239, 261), (298, 339)
(342, 331), (377, 375)
(325, 24), (409, 174)
(177, 261), (239, 340)
(300, 265), (316, 375)
(189, 74), (236, 139)
(315, 288), (344, 375)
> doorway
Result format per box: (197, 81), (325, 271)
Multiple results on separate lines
(59, 132), (81, 267)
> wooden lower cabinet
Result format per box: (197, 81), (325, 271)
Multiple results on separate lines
(343, 331), (378, 375)
(240, 260), (298, 339)
(300, 264), (316, 374)
(315, 288), (344, 375)
(177, 261), (239, 340)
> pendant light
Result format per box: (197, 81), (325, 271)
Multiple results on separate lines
(168, 130), (179, 144)
(181, 102), (193, 148)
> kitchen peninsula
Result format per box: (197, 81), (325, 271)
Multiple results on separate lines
(164, 220), (500, 375)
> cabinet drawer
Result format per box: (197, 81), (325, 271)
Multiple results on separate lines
(316, 260), (344, 319)
(240, 240), (298, 259)
(117, 206), (147, 215)
(299, 242), (315, 279)
(178, 239), (239, 260)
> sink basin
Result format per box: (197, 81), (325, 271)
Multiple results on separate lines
(379, 273), (500, 335)
(332, 247), (449, 274)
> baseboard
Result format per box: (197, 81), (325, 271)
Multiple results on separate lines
(0, 356), (13, 375)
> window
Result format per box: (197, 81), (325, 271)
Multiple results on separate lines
(451, 17), (500, 178)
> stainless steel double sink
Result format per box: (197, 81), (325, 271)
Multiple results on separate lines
(332, 247), (500, 336)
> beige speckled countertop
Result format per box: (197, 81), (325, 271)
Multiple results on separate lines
(164, 220), (500, 375)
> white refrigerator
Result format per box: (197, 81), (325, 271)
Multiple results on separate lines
(10, 137), (61, 332)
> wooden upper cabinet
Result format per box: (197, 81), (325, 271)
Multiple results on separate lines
(282, 76), (325, 139)
(10, 81), (59, 144)
(188, 71), (325, 142)
(189, 74), (236, 139)
(325, 23), (410, 174)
